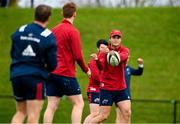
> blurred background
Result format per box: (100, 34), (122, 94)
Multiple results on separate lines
(1, 0), (180, 8)
(0, 0), (180, 123)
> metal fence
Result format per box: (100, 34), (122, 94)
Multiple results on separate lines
(131, 99), (180, 123)
(0, 95), (179, 123)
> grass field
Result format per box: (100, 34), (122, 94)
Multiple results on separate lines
(0, 7), (180, 123)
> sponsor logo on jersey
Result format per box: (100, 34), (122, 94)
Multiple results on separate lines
(102, 99), (109, 104)
(94, 98), (100, 103)
(22, 45), (36, 56)
(20, 36), (40, 43)
(90, 87), (96, 91)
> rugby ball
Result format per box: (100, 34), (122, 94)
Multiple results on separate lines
(107, 51), (120, 66)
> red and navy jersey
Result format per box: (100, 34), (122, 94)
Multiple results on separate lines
(10, 23), (57, 80)
(98, 45), (129, 91)
(51, 19), (88, 77)
(87, 58), (101, 93)
(125, 65), (143, 96)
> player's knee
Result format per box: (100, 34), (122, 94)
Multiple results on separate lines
(27, 113), (40, 123)
(16, 106), (26, 115)
(74, 100), (84, 109)
(17, 110), (27, 117)
(101, 114), (109, 121)
(100, 112), (110, 121)
(48, 102), (59, 112)
(123, 109), (131, 119)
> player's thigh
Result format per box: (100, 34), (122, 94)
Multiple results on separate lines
(99, 89), (113, 117)
(46, 96), (60, 109)
(116, 106), (123, 118)
(15, 101), (26, 113)
(26, 100), (44, 113)
(67, 94), (84, 105)
(114, 89), (131, 111)
(99, 106), (111, 118)
(116, 100), (131, 113)
(87, 92), (100, 113)
(89, 103), (100, 114)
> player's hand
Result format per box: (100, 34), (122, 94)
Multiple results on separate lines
(109, 50), (115, 55)
(86, 68), (91, 78)
(104, 47), (109, 53)
(137, 58), (143, 65)
(90, 53), (98, 60)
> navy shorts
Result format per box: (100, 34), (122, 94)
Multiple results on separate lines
(46, 74), (81, 97)
(11, 75), (45, 101)
(87, 92), (100, 104)
(99, 89), (130, 106)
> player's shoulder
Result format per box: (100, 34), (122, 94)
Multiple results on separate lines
(120, 45), (129, 52)
(67, 23), (79, 34)
(39, 28), (56, 46)
(12, 24), (28, 38)
(18, 24), (28, 32)
(41, 28), (56, 41)
(40, 28), (53, 38)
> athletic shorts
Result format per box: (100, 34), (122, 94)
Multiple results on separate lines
(87, 92), (100, 104)
(11, 75), (45, 101)
(99, 89), (130, 106)
(46, 74), (81, 97)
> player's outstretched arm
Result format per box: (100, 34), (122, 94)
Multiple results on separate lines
(130, 58), (144, 75)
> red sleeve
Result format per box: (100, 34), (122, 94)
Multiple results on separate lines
(97, 52), (106, 70)
(88, 60), (100, 82)
(70, 29), (88, 73)
(119, 47), (129, 62)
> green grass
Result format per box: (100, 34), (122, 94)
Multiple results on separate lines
(0, 7), (180, 123)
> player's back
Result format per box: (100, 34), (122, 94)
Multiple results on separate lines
(10, 23), (56, 79)
(52, 19), (82, 77)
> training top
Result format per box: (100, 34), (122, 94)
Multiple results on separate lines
(10, 22), (57, 80)
(51, 19), (88, 77)
(98, 45), (129, 91)
(125, 65), (144, 96)
(87, 57), (101, 93)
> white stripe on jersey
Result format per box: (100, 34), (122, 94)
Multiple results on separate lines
(19, 24), (28, 32)
(40, 29), (52, 37)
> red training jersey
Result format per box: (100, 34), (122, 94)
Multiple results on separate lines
(51, 19), (88, 77)
(87, 57), (101, 93)
(98, 45), (129, 91)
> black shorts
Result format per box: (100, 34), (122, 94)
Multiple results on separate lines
(11, 75), (45, 101)
(87, 92), (100, 104)
(46, 74), (81, 97)
(99, 89), (130, 106)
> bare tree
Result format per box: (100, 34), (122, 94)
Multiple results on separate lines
(135, 0), (140, 7)
(30, 0), (34, 8)
(169, 0), (174, 6)
(148, 0), (157, 6)
(122, 0), (127, 7)
(96, 0), (101, 7)
(9, 0), (17, 7)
